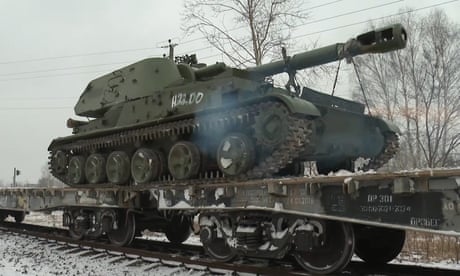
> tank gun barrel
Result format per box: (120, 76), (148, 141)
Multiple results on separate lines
(248, 24), (407, 77)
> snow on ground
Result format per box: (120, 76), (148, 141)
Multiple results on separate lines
(0, 212), (212, 275)
(0, 230), (212, 276)
(2, 212), (459, 275)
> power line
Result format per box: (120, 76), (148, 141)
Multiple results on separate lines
(0, 47), (161, 66)
(0, 61), (134, 77)
(175, 0), (404, 56)
(0, 0), (458, 82)
(0, 1), (345, 66)
(0, 70), (107, 82)
(0, 97), (75, 100)
(198, 0), (460, 61)
(176, 0), (346, 46)
(0, 0), (401, 78)
(0, 106), (72, 111)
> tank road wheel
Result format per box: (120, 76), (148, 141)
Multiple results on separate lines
(253, 102), (289, 148)
(108, 211), (136, 246)
(51, 150), (68, 174)
(293, 220), (355, 275)
(85, 154), (106, 184)
(354, 225), (405, 264)
(168, 141), (201, 180)
(165, 215), (192, 244)
(131, 148), (165, 184)
(106, 151), (131, 185)
(217, 133), (255, 176)
(68, 156), (86, 185)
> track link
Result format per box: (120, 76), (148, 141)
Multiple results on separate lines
(49, 101), (313, 186)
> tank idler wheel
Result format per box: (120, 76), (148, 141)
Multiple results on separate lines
(217, 133), (255, 176)
(85, 154), (106, 184)
(165, 215), (192, 244)
(131, 148), (165, 184)
(253, 102), (289, 148)
(293, 220), (355, 275)
(68, 156), (86, 185)
(51, 150), (68, 174)
(168, 141), (201, 180)
(107, 211), (136, 247)
(354, 225), (406, 264)
(106, 151), (131, 185)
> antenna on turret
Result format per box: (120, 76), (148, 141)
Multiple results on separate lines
(161, 39), (178, 60)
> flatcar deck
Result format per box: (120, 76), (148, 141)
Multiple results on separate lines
(1, 168), (459, 235)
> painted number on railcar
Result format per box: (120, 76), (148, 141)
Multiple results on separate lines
(367, 194), (393, 203)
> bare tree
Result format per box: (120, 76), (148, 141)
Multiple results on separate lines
(38, 163), (64, 187)
(182, 0), (308, 67)
(351, 9), (460, 169)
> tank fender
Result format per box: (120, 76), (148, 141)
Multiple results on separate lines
(266, 94), (321, 117)
(373, 117), (400, 133)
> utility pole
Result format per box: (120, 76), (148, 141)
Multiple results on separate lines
(161, 39), (178, 60)
(13, 167), (20, 187)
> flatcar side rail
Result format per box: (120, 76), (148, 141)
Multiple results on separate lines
(1, 168), (460, 235)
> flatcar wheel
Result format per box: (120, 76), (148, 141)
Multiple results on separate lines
(51, 150), (68, 174)
(131, 148), (164, 184)
(108, 211), (136, 246)
(293, 220), (354, 275)
(201, 234), (236, 262)
(354, 225), (405, 264)
(168, 141), (200, 180)
(217, 133), (255, 176)
(165, 215), (192, 244)
(85, 153), (106, 184)
(13, 211), (25, 223)
(68, 222), (85, 240)
(68, 156), (86, 185)
(106, 151), (131, 185)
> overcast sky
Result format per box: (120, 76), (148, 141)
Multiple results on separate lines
(0, 0), (459, 185)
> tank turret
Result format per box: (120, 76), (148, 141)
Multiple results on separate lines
(49, 24), (407, 187)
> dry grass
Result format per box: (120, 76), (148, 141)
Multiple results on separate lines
(398, 231), (460, 264)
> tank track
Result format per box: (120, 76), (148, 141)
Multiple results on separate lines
(49, 101), (313, 186)
(362, 132), (399, 171)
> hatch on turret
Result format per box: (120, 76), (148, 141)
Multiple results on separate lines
(74, 58), (183, 118)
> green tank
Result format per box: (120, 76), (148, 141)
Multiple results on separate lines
(49, 24), (407, 186)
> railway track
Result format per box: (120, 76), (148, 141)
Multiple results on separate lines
(1, 221), (459, 276)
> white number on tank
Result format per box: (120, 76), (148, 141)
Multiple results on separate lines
(171, 92), (204, 108)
